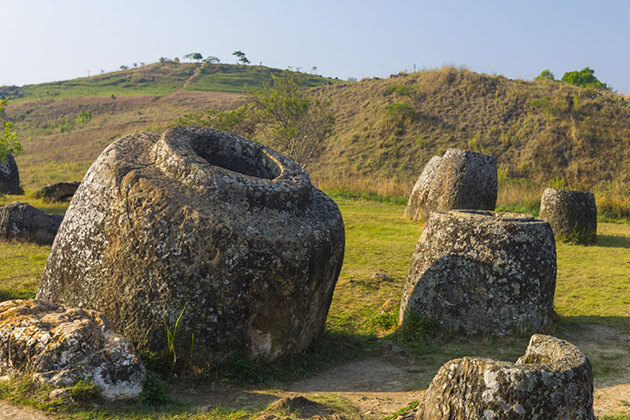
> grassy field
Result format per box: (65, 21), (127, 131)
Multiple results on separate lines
(0, 196), (629, 418)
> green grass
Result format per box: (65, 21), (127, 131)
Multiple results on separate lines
(0, 197), (629, 418)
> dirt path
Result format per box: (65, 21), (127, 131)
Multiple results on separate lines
(0, 401), (49, 420)
(174, 357), (630, 418)
(2, 357), (628, 419)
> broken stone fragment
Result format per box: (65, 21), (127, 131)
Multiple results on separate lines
(417, 334), (594, 419)
(400, 210), (556, 336)
(0, 299), (145, 400)
(38, 126), (345, 364)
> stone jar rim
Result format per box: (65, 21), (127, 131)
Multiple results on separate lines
(154, 126), (313, 211)
(435, 209), (539, 223)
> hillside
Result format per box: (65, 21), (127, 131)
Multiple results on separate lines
(308, 67), (630, 193)
(2, 64), (629, 198)
(1, 62), (335, 100)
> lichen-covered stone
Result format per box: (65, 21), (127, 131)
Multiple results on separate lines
(38, 126), (345, 364)
(0, 202), (63, 245)
(417, 334), (594, 419)
(405, 155), (442, 220)
(0, 154), (20, 194)
(539, 188), (597, 244)
(405, 149), (497, 221)
(0, 299), (145, 400)
(400, 210), (556, 335)
(35, 181), (80, 203)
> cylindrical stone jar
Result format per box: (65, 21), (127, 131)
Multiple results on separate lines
(418, 334), (594, 419)
(38, 126), (345, 364)
(400, 210), (556, 336)
(539, 188), (597, 244)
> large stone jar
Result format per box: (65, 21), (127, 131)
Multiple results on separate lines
(405, 149), (497, 221)
(418, 334), (594, 419)
(38, 127), (345, 363)
(400, 210), (556, 336)
(539, 188), (597, 244)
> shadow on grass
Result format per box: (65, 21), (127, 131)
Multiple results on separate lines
(596, 234), (630, 249)
(0, 289), (36, 302)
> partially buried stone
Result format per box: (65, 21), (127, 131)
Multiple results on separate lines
(400, 210), (556, 336)
(35, 181), (80, 203)
(0, 201), (63, 245)
(38, 126), (345, 364)
(417, 334), (594, 419)
(0, 154), (20, 194)
(539, 187), (597, 244)
(0, 299), (145, 400)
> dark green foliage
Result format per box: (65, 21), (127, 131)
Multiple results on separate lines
(232, 50), (250, 65)
(561, 67), (608, 89)
(535, 69), (555, 81)
(174, 107), (256, 138)
(68, 381), (98, 404)
(385, 83), (413, 96)
(386, 103), (415, 120)
(368, 312), (398, 330)
(139, 372), (168, 405)
(399, 310), (440, 342)
(249, 70), (335, 166)
(0, 98), (22, 162)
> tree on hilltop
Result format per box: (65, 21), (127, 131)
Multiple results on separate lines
(232, 50), (250, 65)
(204, 56), (220, 64)
(184, 52), (203, 62)
(561, 67), (608, 89)
(535, 69), (555, 81)
(0, 98), (22, 163)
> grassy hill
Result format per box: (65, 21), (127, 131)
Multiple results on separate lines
(1, 62), (335, 100)
(2, 64), (629, 219)
(308, 67), (630, 197)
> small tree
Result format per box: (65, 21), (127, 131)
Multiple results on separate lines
(561, 67), (608, 89)
(535, 69), (555, 81)
(120, 65), (129, 70)
(204, 56), (220, 64)
(159, 57), (167, 63)
(232, 50), (250, 65)
(249, 71), (335, 167)
(0, 98), (22, 163)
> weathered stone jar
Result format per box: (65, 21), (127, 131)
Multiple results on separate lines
(539, 188), (597, 244)
(405, 149), (497, 221)
(0, 201), (63, 245)
(0, 153), (20, 193)
(400, 210), (556, 335)
(38, 127), (345, 363)
(418, 334), (594, 419)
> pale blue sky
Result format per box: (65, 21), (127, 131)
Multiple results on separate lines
(2, 0), (629, 93)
